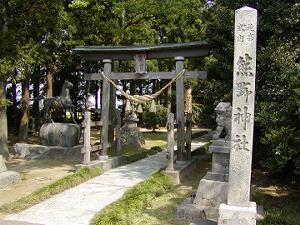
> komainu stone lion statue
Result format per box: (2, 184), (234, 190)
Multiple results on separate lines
(212, 102), (232, 141)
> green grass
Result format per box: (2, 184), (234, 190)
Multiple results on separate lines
(108, 131), (167, 157)
(254, 190), (300, 225)
(90, 172), (173, 225)
(0, 167), (102, 214)
(91, 158), (211, 225)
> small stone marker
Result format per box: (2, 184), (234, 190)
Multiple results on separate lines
(0, 155), (21, 188)
(218, 6), (258, 225)
(82, 111), (91, 164)
(0, 155), (7, 173)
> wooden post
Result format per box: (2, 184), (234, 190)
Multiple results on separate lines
(167, 113), (175, 171)
(100, 59), (112, 160)
(82, 111), (91, 164)
(115, 110), (122, 154)
(175, 56), (186, 161)
(186, 113), (192, 160)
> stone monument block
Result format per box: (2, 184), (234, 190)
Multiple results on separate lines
(0, 155), (7, 173)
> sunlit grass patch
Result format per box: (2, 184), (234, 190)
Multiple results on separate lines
(90, 172), (173, 225)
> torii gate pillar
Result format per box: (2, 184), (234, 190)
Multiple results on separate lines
(175, 56), (185, 161)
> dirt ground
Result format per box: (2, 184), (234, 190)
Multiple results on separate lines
(0, 159), (77, 218)
(0, 127), (206, 219)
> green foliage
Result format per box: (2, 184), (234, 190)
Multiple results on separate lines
(90, 172), (173, 225)
(142, 104), (168, 131)
(192, 79), (231, 127)
(203, 0), (300, 175)
(0, 167), (102, 213)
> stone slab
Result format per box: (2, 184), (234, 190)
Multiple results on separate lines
(176, 197), (203, 220)
(208, 145), (230, 154)
(6, 152), (168, 225)
(204, 172), (228, 182)
(15, 143), (83, 162)
(164, 155), (208, 185)
(0, 171), (21, 189)
(211, 139), (230, 147)
(211, 153), (229, 174)
(193, 179), (228, 221)
(218, 202), (257, 225)
(190, 218), (217, 225)
(0, 155), (7, 173)
(75, 156), (126, 171)
(0, 220), (43, 225)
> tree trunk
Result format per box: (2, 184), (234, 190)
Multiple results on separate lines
(12, 82), (17, 109)
(46, 63), (57, 97)
(11, 82), (18, 132)
(18, 72), (30, 141)
(32, 70), (40, 118)
(32, 69), (40, 132)
(0, 81), (9, 158)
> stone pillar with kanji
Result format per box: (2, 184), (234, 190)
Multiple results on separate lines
(218, 6), (259, 225)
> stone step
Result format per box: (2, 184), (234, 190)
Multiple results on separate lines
(190, 218), (217, 225)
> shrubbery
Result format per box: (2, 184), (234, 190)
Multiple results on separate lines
(201, 0), (300, 175)
(141, 103), (168, 131)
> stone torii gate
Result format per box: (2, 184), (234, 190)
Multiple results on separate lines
(74, 41), (209, 161)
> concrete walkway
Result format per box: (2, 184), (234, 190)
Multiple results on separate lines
(5, 152), (168, 225)
(4, 132), (212, 225)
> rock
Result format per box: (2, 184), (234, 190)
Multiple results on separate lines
(0, 171), (21, 189)
(39, 123), (80, 147)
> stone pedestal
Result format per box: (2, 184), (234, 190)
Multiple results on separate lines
(39, 123), (80, 147)
(120, 113), (145, 148)
(192, 139), (230, 221)
(0, 155), (21, 188)
(218, 202), (257, 225)
(204, 139), (230, 182)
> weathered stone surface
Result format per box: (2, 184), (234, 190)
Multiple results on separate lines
(193, 179), (228, 212)
(211, 152), (229, 175)
(227, 6), (257, 207)
(0, 220), (43, 225)
(0, 155), (7, 173)
(0, 171), (21, 189)
(39, 123), (80, 147)
(120, 126), (145, 148)
(176, 197), (203, 220)
(204, 172), (228, 182)
(190, 218), (217, 225)
(15, 143), (48, 158)
(218, 202), (257, 225)
(14, 143), (82, 162)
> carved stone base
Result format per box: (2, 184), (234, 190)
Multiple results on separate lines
(120, 126), (145, 148)
(193, 179), (228, 221)
(218, 202), (257, 225)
